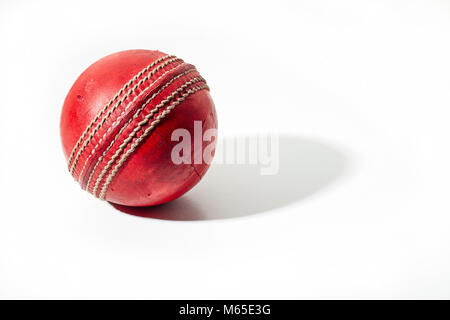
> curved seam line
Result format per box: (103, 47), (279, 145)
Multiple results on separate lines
(67, 54), (174, 168)
(99, 83), (209, 200)
(93, 78), (206, 197)
(78, 62), (188, 182)
(70, 57), (182, 176)
(85, 68), (197, 192)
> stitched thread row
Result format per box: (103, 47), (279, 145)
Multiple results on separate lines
(78, 62), (188, 181)
(85, 68), (197, 192)
(70, 57), (182, 175)
(93, 77), (206, 197)
(67, 54), (174, 168)
(99, 83), (209, 200)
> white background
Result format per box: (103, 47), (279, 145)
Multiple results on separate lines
(1, 0), (450, 299)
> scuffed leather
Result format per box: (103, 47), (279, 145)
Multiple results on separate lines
(60, 50), (218, 207)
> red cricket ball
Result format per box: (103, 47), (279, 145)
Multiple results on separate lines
(60, 50), (218, 206)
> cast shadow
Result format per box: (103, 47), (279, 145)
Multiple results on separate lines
(111, 134), (350, 221)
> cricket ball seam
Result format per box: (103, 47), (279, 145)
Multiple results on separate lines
(67, 54), (174, 167)
(99, 83), (209, 200)
(69, 56), (182, 176)
(84, 67), (198, 192)
(70, 56), (182, 177)
(92, 76), (206, 197)
(78, 61), (187, 181)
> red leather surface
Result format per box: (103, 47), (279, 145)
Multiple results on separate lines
(60, 50), (217, 206)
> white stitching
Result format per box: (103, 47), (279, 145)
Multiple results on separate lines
(92, 77), (205, 197)
(99, 83), (209, 200)
(67, 54), (174, 168)
(78, 62), (189, 182)
(93, 77), (206, 197)
(85, 68), (197, 191)
(69, 57), (182, 175)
